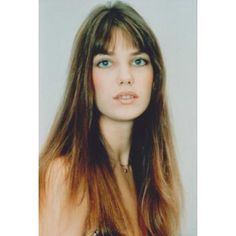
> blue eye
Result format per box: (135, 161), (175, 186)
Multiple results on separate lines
(97, 59), (112, 68)
(132, 58), (148, 66)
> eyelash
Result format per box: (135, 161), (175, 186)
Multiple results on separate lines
(132, 58), (149, 66)
(96, 58), (149, 68)
(96, 59), (112, 68)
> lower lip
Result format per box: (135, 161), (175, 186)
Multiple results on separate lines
(114, 96), (137, 105)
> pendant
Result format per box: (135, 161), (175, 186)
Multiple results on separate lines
(120, 164), (129, 173)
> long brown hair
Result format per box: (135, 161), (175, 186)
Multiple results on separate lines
(39, 1), (183, 235)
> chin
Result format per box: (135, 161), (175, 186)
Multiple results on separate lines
(109, 108), (147, 122)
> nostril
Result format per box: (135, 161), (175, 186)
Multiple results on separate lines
(118, 79), (134, 86)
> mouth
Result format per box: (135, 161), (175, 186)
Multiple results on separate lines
(113, 91), (138, 104)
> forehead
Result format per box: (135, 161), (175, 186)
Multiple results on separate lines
(106, 28), (137, 52)
(93, 27), (141, 56)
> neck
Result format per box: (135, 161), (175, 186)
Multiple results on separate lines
(99, 116), (133, 166)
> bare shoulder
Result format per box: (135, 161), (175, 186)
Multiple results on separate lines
(46, 157), (69, 185)
(40, 157), (89, 236)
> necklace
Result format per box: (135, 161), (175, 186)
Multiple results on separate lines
(120, 163), (130, 173)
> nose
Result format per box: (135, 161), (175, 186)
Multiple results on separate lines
(117, 64), (134, 86)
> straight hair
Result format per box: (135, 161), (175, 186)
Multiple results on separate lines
(39, 1), (183, 235)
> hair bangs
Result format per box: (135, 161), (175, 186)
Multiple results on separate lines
(91, 12), (149, 56)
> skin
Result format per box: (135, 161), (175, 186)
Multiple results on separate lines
(92, 29), (153, 165)
(92, 30), (153, 235)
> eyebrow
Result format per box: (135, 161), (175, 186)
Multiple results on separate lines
(94, 50), (147, 56)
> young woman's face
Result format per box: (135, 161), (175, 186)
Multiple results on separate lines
(92, 30), (153, 122)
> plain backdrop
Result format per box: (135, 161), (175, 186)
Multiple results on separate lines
(39, 0), (197, 235)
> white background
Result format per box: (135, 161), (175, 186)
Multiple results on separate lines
(0, 0), (236, 235)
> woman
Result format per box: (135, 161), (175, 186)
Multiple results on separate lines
(39, 1), (182, 235)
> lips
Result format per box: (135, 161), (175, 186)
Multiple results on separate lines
(113, 91), (138, 104)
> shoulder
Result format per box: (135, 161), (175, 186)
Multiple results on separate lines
(46, 157), (69, 182)
(47, 156), (69, 175)
(40, 157), (90, 236)
(42, 157), (71, 211)
(42, 157), (69, 197)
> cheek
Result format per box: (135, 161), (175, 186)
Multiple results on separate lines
(92, 69), (101, 91)
(92, 69), (113, 103)
(92, 70), (106, 96)
(140, 71), (154, 105)
(136, 68), (153, 92)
